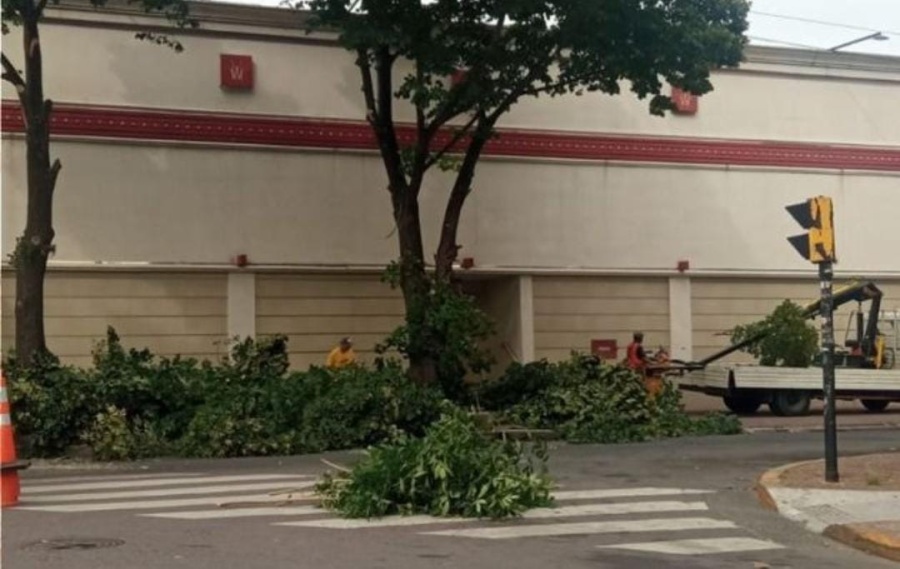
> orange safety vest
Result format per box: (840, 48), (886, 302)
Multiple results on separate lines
(626, 342), (644, 370)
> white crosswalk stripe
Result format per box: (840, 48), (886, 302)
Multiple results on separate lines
(18, 473), (315, 512)
(24, 481), (315, 502)
(277, 500), (709, 529)
(422, 517), (738, 539)
(19, 475), (784, 557)
(597, 537), (786, 555)
(24, 474), (312, 494)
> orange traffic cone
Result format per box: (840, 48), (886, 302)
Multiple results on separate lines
(1, 371), (30, 507)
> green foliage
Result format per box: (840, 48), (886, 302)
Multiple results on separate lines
(6, 330), (444, 460)
(2, 0), (196, 49)
(303, 1), (748, 397)
(178, 359), (444, 459)
(4, 351), (95, 457)
(379, 263), (495, 402)
(316, 404), (553, 519)
(295, 363), (444, 453)
(82, 406), (170, 461)
(82, 406), (133, 461)
(730, 300), (819, 367)
(91, 327), (209, 441)
(481, 355), (741, 444)
(306, 0), (748, 124)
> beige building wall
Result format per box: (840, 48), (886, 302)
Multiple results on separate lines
(4, 141), (899, 278)
(3, 4), (899, 146)
(255, 273), (404, 370)
(533, 276), (670, 362)
(2, 2), (899, 371)
(691, 278), (900, 362)
(0, 271), (227, 367)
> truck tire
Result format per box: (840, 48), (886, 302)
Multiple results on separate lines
(769, 391), (811, 417)
(861, 399), (890, 413)
(723, 395), (763, 415)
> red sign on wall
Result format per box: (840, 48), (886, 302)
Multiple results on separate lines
(671, 86), (698, 115)
(591, 339), (619, 361)
(220, 54), (254, 91)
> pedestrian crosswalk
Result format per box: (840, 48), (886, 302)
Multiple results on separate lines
(19, 473), (784, 557)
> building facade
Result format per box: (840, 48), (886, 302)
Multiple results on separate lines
(2, 1), (899, 370)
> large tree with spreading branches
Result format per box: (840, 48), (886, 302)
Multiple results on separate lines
(1, 0), (193, 364)
(305, 0), (749, 385)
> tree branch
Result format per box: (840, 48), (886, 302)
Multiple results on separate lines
(355, 46), (408, 199)
(1, 52), (26, 99)
(424, 112), (480, 170)
(434, 114), (493, 280)
(36, 0), (49, 17)
(49, 158), (62, 195)
(374, 46), (406, 190)
(357, 49), (378, 125)
(425, 12), (509, 139)
(408, 61), (430, 194)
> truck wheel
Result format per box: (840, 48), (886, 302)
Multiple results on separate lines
(769, 391), (811, 417)
(723, 395), (762, 415)
(861, 399), (890, 413)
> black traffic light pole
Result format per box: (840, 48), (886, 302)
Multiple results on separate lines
(819, 261), (839, 483)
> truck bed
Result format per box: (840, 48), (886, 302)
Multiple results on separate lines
(679, 364), (900, 395)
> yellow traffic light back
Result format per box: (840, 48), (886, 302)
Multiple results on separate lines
(809, 196), (835, 263)
(786, 195), (836, 264)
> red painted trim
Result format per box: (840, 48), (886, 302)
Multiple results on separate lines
(3, 101), (900, 172)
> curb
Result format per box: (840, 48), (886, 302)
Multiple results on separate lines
(753, 458), (819, 513)
(824, 523), (900, 563)
(755, 458), (900, 563)
(744, 424), (900, 434)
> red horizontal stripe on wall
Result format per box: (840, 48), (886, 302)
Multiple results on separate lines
(2, 101), (900, 172)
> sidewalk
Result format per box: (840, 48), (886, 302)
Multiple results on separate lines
(756, 452), (900, 563)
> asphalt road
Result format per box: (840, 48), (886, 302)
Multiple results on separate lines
(4, 429), (899, 569)
(681, 390), (900, 432)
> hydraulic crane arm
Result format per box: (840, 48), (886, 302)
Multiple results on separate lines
(693, 281), (882, 368)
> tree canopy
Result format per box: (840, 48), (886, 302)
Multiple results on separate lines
(303, 0), (749, 386)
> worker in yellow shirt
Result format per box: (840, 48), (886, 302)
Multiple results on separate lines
(326, 336), (356, 369)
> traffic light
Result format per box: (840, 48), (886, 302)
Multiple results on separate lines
(786, 196), (836, 264)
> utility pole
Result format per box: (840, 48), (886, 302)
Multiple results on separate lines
(818, 261), (838, 482)
(786, 196), (839, 483)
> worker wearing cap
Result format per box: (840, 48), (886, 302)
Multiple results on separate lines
(625, 332), (648, 372)
(326, 336), (357, 369)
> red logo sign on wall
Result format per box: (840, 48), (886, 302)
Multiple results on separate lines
(591, 339), (619, 361)
(671, 86), (698, 115)
(220, 54), (254, 91)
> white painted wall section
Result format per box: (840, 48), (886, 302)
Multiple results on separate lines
(668, 277), (693, 361)
(227, 272), (256, 340)
(518, 276), (535, 362)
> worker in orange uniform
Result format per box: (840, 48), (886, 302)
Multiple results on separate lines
(625, 332), (649, 374)
(326, 337), (357, 369)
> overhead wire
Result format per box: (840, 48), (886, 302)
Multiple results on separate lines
(746, 35), (825, 50)
(750, 10), (900, 38)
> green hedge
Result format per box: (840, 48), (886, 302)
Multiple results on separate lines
(5, 332), (739, 462)
(5, 328), (443, 460)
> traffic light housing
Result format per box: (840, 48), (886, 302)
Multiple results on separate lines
(786, 196), (836, 264)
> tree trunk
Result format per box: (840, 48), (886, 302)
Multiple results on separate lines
(435, 131), (490, 282)
(13, 13), (58, 365)
(392, 189), (439, 386)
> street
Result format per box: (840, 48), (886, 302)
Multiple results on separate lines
(3, 427), (899, 569)
(681, 391), (900, 432)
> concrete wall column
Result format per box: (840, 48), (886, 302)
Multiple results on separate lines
(518, 275), (535, 362)
(668, 276), (692, 361)
(227, 272), (256, 341)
